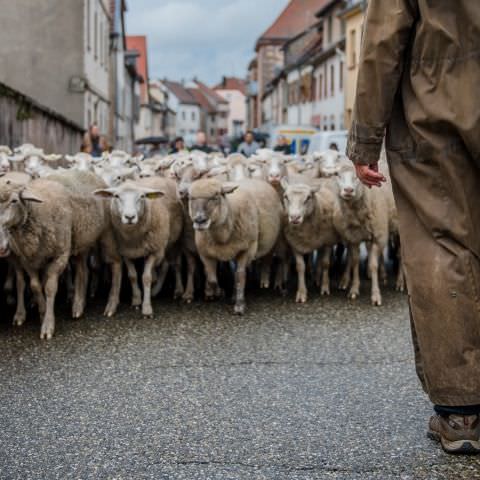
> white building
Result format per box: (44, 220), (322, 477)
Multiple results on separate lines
(161, 80), (202, 146)
(84, 0), (110, 134)
(214, 77), (247, 138)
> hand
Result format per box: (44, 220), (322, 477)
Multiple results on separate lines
(355, 163), (386, 188)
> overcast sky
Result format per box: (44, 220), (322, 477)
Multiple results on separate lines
(126, 0), (290, 85)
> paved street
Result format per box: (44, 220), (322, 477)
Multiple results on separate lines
(0, 287), (479, 479)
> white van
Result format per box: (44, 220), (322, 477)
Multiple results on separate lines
(268, 125), (318, 155)
(307, 130), (348, 154)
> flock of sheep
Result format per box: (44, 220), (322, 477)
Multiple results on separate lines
(0, 143), (404, 339)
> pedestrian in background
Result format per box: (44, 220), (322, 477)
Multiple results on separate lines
(191, 131), (215, 154)
(170, 136), (185, 154)
(81, 123), (108, 157)
(274, 135), (291, 155)
(237, 130), (260, 157)
(348, 0), (480, 454)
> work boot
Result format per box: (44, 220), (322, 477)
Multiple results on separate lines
(428, 414), (480, 454)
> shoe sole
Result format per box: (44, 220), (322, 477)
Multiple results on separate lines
(428, 429), (480, 454)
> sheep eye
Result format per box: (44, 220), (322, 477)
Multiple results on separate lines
(114, 194), (120, 199)
(10, 198), (18, 204)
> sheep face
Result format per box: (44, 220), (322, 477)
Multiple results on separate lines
(95, 184), (164, 226)
(0, 151), (11, 174)
(282, 184), (318, 226)
(94, 165), (137, 187)
(175, 165), (203, 200)
(24, 153), (44, 178)
(188, 182), (238, 231)
(65, 153), (94, 172)
(0, 184), (42, 256)
(336, 165), (362, 201)
(316, 150), (343, 177)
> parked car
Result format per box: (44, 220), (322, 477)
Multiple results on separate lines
(268, 125), (318, 155)
(307, 130), (348, 154)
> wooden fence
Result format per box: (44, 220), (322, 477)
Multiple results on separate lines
(0, 82), (83, 154)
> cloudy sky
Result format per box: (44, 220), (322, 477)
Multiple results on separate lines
(126, 0), (290, 85)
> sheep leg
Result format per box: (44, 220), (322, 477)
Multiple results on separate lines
(294, 251), (308, 303)
(233, 251), (250, 315)
(339, 248), (352, 290)
(151, 261), (169, 297)
(379, 252), (387, 286)
(13, 263), (27, 326)
(4, 261), (15, 305)
(28, 270), (46, 318)
(173, 253), (184, 300)
(104, 260), (122, 317)
(320, 246), (332, 296)
(396, 245), (406, 292)
(182, 251), (196, 304)
(369, 243), (382, 306)
(72, 253), (89, 319)
(141, 254), (159, 318)
(260, 254), (272, 289)
(41, 255), (69, 340)
(125, 259), (142, 308)
(201, 255), (223, 300)
(348, 244), (361, 300)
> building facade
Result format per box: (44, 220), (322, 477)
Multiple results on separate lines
(339, 0), (367, 129)
(0, 0), (112, 151)
(214, 77), (247, 138)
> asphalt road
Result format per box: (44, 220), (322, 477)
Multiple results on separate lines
(0, 285), (479, 479)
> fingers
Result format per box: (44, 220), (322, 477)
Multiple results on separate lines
(355, 164), (386, 188)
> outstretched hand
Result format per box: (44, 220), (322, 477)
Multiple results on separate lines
(355, 163), (386, 188)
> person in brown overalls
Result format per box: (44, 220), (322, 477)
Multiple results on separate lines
(347, 0), (480, 454)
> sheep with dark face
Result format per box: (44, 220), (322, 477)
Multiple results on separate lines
(188, 178), (283, 314)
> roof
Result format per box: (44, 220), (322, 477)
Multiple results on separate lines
(255, 0), (330, 51)
(194, 80), (228, 105)
(214, 77), (247, 95)
(126, 36), (149, 102)
(187, 88), (215, 114)
(316, 0), (344, 18)
(162, 80), (199, 105)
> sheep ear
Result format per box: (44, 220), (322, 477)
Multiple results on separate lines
(221, 183), (239, 195)
(20, 188), (43, 203)
(280, 178), (289, 191)
(93, 189), (115, 198)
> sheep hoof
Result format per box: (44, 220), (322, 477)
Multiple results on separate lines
(182, 294), (194, 304)
(40, 323), (54, 340)
(371, 294), (382, 306)
(348, 291), (359, 300)
(233, 303), (245, 315)
(320, 287), (330, 296)
(295, 292), (307, 303)
(13, 314), (26, 327)
(260, 281), (270, 289)
(142, 306), (153, 318)
(173, 289), (184, 300)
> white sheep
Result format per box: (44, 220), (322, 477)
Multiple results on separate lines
(188, 178), (283, 314)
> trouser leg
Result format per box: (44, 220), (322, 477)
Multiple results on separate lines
(388, 145), (480, 406)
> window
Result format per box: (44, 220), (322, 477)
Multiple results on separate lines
(324, 65), (328, 98)
(105, 26), (109, 70)
(182, 111), (186, 121)
(86, 0), (91, 50)
(339, 61), (344, 90)
(100, 21), (103, 65)
(318, 74), (323, 100)
(311, 76), (317, 101)
(191, 111), (196, 121)
(327, 15), (333, 44)
(94, 11), (98, 59)
(330, 115), (335, 130)
(349, 29), (357, 68)
(330, 64), (335, 96)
